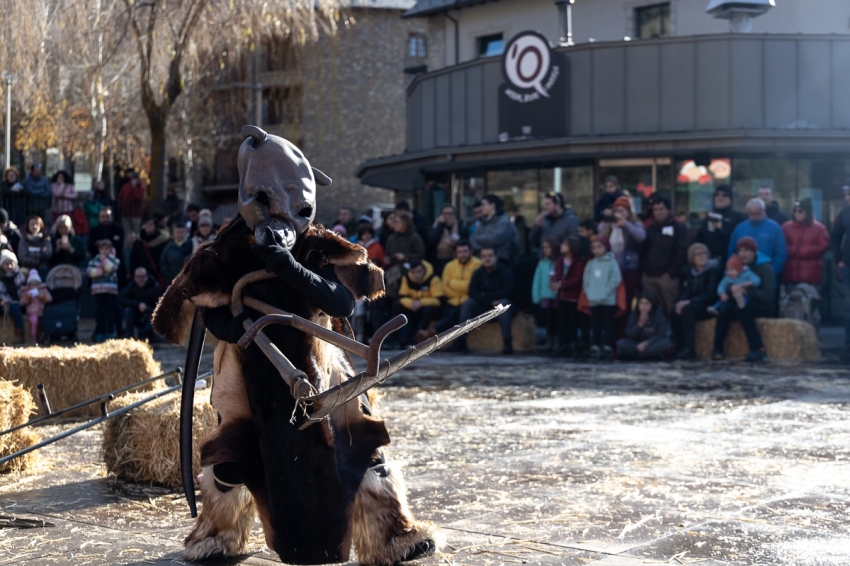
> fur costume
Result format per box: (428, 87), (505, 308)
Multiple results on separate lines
(152, 219), (437, 565)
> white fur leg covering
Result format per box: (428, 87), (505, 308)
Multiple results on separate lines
(351, 462), (443, 566)
(182, 466), (255, 561)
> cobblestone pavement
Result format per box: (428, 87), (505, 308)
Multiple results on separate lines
(1, 343), (849, 565)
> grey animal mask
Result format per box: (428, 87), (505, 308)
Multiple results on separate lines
(237, 125), (332, 249)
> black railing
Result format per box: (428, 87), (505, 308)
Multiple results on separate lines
(0, 192), (52, 226)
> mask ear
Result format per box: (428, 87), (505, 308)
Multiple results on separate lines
(242, 125), (268, 147)
(312, 167), (332, 187)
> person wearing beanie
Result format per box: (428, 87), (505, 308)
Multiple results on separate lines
(191, 213), (216, 253)
(640, 195), (689, 314)
(832, 186), (850, 359)
(597, 194), (645, 334)
(696, 184), (746, 261)
(593, 175), (626, 223)
(728, 197), (787, 278)
(0, 249), (26, 343)
(0, 207), (22, 254)
(528, 193), (579, 258)
(781, 197), (830, 290)
(712, 237), (776, 362)
(707, 253), (761, 316)
(19, 268), (52, 344)
(583, 234), (622, 358)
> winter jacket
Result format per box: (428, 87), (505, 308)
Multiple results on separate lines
(192, 232), (217, 253)
(696, 205), (746, 260)
(51, 182), (76, 216)
(593, 190), (626, 223)
(137, 228), (170, 266)
(88, 222), (125, 257)
(766, 202), (789, 226)
(528, 208), (579, 257)
(117, 180), (147, 219)
(531, 258), (556, 305)
(2, 225), (22, 255)
(398, 261), (443, 309)
(641, 218), (689, 278)
(441, 256), (481, 307)
(678, 260), (722, 310)
(583, 252), (622, 306)
(781, 219), (830, 284)
(87, 253), (120, 294)
(357, 238), (384, 265)
(20, 285), (52, 317)
(158, 237), (193, 284)
(598, 219), (645, 273)
(17, 233), (53, 272)
(83, 199), (102, 229)
(717, 267), (761, 297)
(0, 179), (23, 195)
(119, 277), (162, 312)
(832, 204), (850, 267)
(0, 268), (26, 302)
(384, 227), (425, 264)
(746, 252), (776, 315)
(552, 255), (586, 302)
(470, 213), (519, 264)
(23, 175), (51, 198)
(728, 218), (787, 277)
(49, 234), (85, 268)
(624, 303), (670, 345)
(468, 262), (515, 308)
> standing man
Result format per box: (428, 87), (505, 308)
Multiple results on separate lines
(334, 206), (357, 237)
(832, 185), (850, 360)
(87, 207), (125, 258)
(696, 184), (746, 261)
(117, 172), (147, 239)
(593, 175), (626, 223)
(728, 198), (787, 278)
(469, 194), (519, 265)
(640, 196), (689, 314)
(427, 205), (468, 274)
(449, 247), (514, 354)
(758, 186), (789, 225)
(528, 192), (579, 257)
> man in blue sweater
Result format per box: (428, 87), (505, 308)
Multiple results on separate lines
(728, 198), (787, 278)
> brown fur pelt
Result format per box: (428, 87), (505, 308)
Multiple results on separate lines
(152, 220), (384, 344)
(352, 460), (443, 566)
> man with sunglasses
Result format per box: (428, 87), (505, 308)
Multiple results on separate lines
(832, 186), (850, 359)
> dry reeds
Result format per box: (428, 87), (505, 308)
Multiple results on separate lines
(467, 312), (536, 352)
(695, 318), (820, 360)
(0, 340), (162, 418)
(101, 387), (217, 487)
(0, 379), (39, 473)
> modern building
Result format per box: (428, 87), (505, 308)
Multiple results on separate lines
(357, 0), (850, 231)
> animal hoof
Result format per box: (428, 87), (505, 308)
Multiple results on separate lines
(395, 539), (436, 563)
(182, 537), (234, 562)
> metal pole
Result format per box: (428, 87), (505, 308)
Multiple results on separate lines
(566, 1), (574, 46)
(5, 75), (11, 170)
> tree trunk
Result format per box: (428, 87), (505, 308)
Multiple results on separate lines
(148, 110), (167, 202)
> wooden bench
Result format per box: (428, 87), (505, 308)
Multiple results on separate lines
(694, 318), (819, 361)
(467, 312), (537, 352)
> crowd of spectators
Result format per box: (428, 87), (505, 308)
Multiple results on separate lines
(341, 179), (848, 362)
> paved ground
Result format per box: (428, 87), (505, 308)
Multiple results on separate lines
(1, 339), (849, 565)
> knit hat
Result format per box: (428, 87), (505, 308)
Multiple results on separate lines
(332, 224), (347, 237)
(612, 196), (631, 211)
(592, 234), (611, 251)
(714, 184), (733, 199)
(795, 197), (813, 218)
(26, 270), (41, 284)
(736, 236), (758, 253)
(0, 249), (17, 268)
(198, 215), (214, 227)
(726, 254), (743, 273)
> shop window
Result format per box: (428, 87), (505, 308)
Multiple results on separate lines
(635, 3), (670, 39)
(675, 158), (731, 227)
(478, 34), (504, 58)
(408, 34), (427, 58)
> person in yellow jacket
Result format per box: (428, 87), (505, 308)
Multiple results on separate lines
(392, 259), (443, 347)
(416, 241), (481, 343)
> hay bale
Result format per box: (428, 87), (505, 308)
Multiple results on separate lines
(695, 318), (819, 361)
(0, 379), (39, 473)
(101, 387), (217, 486)
(467, 312), (536, 352)
(0, 340), (162, 417)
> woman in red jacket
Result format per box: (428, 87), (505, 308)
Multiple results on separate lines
(551, 237), (586, 356)
(781, 197), (830, 290)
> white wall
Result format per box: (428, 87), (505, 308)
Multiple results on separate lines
(428, 0), (850, 70)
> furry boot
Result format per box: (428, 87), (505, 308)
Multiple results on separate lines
(182, 466), (255, 561)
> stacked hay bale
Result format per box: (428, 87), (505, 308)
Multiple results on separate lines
(695, 318), (819, 361)
(467, 312), (536, 352)
(102, 387), (217, 487)
(0, 341), (162, 417)
(0, 380), (40, 473)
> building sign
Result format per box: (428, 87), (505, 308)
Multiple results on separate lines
(498, 31), (567, 141)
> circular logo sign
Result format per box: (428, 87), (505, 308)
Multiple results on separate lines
(503, 31), (552, 98)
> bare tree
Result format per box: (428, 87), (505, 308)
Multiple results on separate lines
(120, 0), (341, 200)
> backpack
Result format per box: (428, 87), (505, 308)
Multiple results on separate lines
(780, 283), (821, 329)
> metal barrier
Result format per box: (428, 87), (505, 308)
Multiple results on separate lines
(0, 367), (212, 468)
(0, 193), (51, 226)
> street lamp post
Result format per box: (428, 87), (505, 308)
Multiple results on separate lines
(2, 73), (14, 170)
(557, 0), (576, 46)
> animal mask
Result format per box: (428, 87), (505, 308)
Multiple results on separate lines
(237, 125), (332, 249)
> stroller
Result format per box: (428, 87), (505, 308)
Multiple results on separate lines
(41, 264), (83, 344)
